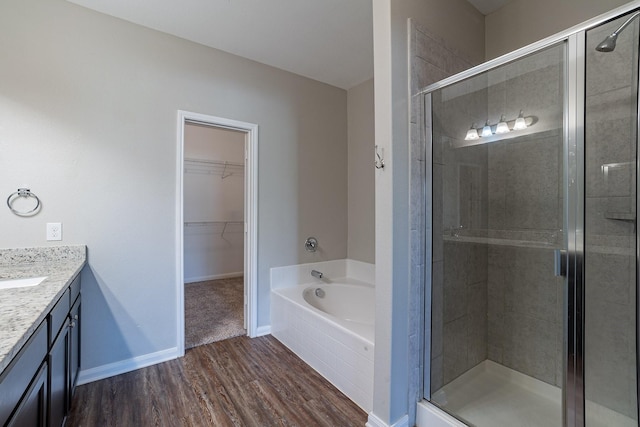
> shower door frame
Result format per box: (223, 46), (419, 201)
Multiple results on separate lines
(419, 2), (640, 426)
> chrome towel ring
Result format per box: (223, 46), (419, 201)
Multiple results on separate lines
(7, 188), (41, 216)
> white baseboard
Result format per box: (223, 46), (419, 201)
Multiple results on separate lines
(254, 325), (271, 337)
(367, 413), (409, 427)
(184, 272), (243, 283)
(366, 413), (387, 427)
(76, 347), (180, 385)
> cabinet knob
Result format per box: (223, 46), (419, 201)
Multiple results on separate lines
(73, 314), (78, 320)
(69, 321), (76, 328)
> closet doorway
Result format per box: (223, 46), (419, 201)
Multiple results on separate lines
(176, 111), (258, 354)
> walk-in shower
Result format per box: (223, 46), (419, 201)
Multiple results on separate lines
(421, 5), (640, 427)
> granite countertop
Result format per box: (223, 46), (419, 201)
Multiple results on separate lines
(0, 245), (86, 375)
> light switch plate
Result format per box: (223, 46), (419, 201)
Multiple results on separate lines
(47, 223), (62, 241)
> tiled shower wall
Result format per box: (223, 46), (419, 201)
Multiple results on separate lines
(584, 18), (638, 419)
(428, 43), (567, 391)
(432, 84), (491, 388)
(436, 118), (491, 388)
(408, 20), (477, 395)
(485, 45), (565, 388)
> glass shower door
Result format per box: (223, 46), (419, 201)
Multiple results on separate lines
(584, 12), (639, 427)
(429, 42), (567, 427)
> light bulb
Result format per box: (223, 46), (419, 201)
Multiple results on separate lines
(465, 124), (479, 141)
(513, 110), (527, 130)
(481, 120), (493, 137)
(495, 115), (510, 134)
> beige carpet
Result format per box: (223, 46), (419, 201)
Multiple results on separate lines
(185, 277), (245, 349)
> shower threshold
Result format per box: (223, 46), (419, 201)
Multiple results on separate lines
(429, 361), (635, 427)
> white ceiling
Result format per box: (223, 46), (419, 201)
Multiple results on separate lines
(467, 0), (511, 15)
(67, 0), (510, 90)
(68, 0), (374, 90)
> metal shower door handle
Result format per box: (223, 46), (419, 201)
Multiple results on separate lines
(554, 249), (567, 277)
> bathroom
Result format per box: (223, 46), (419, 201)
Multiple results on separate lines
(1, 0), (639, 427)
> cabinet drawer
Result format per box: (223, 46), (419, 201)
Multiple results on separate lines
(70, 274), (80, 305)
(0, 321), (47, 425)
(49, 289), (70, 346)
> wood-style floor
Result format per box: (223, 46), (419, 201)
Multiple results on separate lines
(67, 335), (367, 426)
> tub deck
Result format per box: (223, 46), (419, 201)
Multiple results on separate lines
(274, 280), (374, 344)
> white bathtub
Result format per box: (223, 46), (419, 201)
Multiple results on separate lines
(301, 282), (375, 343)
(270, 259), (374, 412)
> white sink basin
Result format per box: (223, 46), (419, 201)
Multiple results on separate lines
(0, 276), (48, 290)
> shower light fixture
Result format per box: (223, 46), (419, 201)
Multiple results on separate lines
(513, 110), (527, 130)
(495, 115), (510, 134)
(465, 123), (480, 141)
(462, 111), (532, 142)
(481, 120), (493, 137)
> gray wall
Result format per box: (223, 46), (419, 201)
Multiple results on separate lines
(347, 79), (375, 264)
(486, 0), (632, 59)
(0, 0), (347, 373)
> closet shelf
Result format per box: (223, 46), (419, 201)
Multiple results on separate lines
(184, 158), (244, 178)
(184, 221), (243, 241)
(184, 221), (243, 227)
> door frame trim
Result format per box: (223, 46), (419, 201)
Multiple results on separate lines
(176, 110), (259, 356)
(565, 30), (586, 427)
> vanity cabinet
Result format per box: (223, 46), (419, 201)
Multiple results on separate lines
(0, 273), (81, 427)
(69, 296), (80, 401)
(8, 364), (48, 427)
(48, 290), (70, 427)
(0, 322), (48, 426)
(49, 274), (81, 427)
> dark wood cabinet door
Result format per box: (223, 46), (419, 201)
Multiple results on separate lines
(48, 324), (69, 427)
(7, 363), (48, 427)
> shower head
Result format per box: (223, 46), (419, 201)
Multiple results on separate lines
(595, 34), (618, 52)
(595, 11), (640, 52)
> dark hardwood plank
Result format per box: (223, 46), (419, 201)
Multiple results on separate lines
(250, 379), (319, 427)
(68, 335), (368, 426)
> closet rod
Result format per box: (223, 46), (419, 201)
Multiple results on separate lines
(184, 158), (244, 167)
(184, 221), (243, 227)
